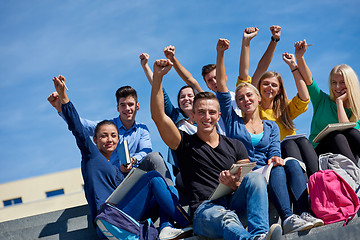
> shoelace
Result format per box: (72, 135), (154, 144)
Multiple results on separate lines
(289, 215), (301, 223)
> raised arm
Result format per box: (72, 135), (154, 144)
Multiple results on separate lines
(48, 91), (62, 112)
(51, 76), (104, 166)
(239, 27), (259, 82)
(140, 53), (154, 85)
(216, 38), (230, 93)
(52, 75), (69, 104)
(164, 45), (203, 93)
(295, 40), (313, 85)
(151, 59), (182, 150)
(282, 52), (309, 101)
(251, 25), (281, 86)
(47, 91), (98, 136)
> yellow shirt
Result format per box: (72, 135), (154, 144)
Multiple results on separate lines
(236, 76), (310, 140)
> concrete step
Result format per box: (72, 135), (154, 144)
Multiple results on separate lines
(1, 204), (360, 240)
(0, 204), (97, 240)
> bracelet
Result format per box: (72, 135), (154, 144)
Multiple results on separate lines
(292, 68), (299, 73)
(271, 36), (280, 42)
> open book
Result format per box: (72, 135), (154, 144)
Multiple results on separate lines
(253, 157), (306, 184)
(118, 140), (131, 165)
(313, 122), (356, 143)
(209, 162), (257, 201)
(106, 168), (147, 205)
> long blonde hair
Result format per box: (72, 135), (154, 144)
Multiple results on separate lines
(329, 64), (360, 122)
(258, 71), (296, 131)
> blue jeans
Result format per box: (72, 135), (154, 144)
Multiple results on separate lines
(193, 172), (269, 240)
(117, 171), (191, 229)
(269, 159), (309, 221)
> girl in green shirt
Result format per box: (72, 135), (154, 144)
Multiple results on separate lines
(296, 40), (360, 164)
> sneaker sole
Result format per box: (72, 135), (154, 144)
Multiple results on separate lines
(285, 222), (313, 234)
(267, 224), (282, 240)
(312, 221), (324, 228)
(160, 229), (193, 240)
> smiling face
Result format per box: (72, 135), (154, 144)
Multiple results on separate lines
(192, 98), (220, 133)
(331, 72), (347, 98)
(93, 124), (119, 157)
(236, 86), (260, 114)
(117, 96), (139, 128)
(204, 69), (218, 92)
(259, 76), (280, 101)
(178, 87), (195, 114)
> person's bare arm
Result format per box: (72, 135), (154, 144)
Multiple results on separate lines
(282, 52), (309, 101)
(216, 38), (230, 93)
(239, 27), (259, 82)
(164, 45), (203, 92)
(150, 59), (182, 150)
(251, 25), (281, 86)
(336, 92), (350, 123)
(295, 40), (313, 86)
(140, 53), (153, 85)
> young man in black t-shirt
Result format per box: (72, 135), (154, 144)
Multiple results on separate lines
(151, 58), (282, 240)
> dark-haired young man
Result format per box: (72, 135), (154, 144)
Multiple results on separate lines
(151, 59), (282, 240)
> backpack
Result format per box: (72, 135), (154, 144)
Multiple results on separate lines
(95, 203), (158, 240)
(319, 153), (360, 198)
(308, 169), (360, 225)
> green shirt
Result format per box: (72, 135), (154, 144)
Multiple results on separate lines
(307, 79), (360, 148)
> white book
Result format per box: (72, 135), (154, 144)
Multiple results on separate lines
(106, 168), (147, 205)
(253, 157), (306, 184)
(313, 122), (356, 143)
(253, 162), (274, 184)
(209, 162), (257, 201)
(118, 140), (131, 165)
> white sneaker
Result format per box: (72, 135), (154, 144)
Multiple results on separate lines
(266, 223), (282, 240)
(159, 226), (193, 240)
(283, 214), (313, 234)
(300, 212), (324, 227)
(251, 224), (282, 240)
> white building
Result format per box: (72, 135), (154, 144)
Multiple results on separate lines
(0, 168), (87, 222)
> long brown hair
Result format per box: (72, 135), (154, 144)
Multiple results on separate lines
(258, 71), (296, 131)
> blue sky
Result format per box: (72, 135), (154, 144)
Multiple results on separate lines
(0, 0), (359, 183)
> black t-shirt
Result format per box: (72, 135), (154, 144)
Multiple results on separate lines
(174, 131), (248, 215)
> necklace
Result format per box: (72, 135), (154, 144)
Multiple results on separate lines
(248, 125), (257, 134)
(246, 121), (262, 134)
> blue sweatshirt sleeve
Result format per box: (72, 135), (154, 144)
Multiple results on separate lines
(216, 91), (233, 127)
(267, 121), (281, 159)
(62, 101), (98, 162)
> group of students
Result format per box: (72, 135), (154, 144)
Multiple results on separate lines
(48, 25), (360, 240)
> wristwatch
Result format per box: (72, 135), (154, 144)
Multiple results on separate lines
(271, 36), (280, 42)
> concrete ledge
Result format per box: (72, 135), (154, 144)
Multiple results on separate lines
(0, 204), (98, 240)
(186, 215), (360, 240)
(1, 204), (360, 240)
